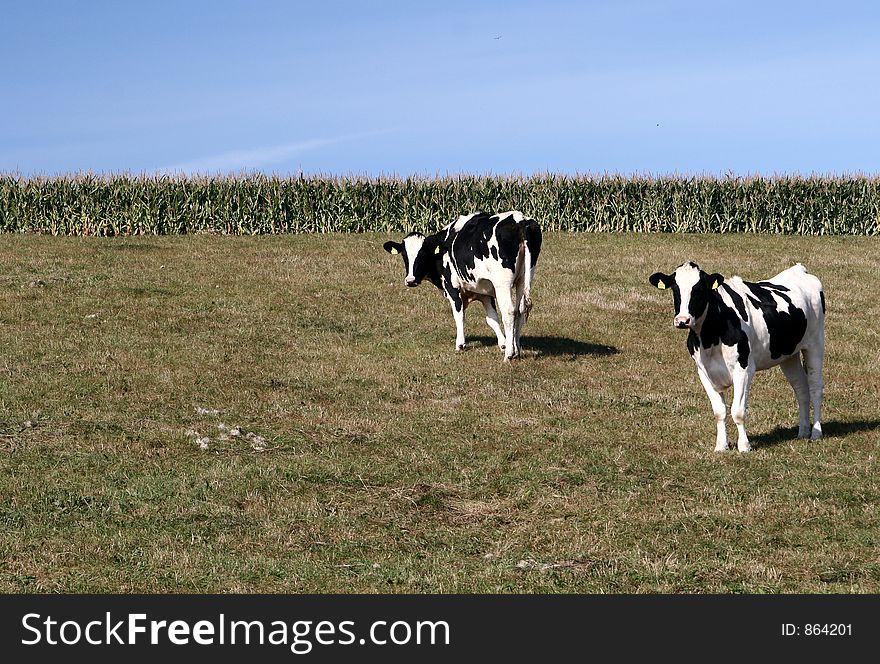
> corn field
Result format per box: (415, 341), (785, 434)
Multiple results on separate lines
(1, 173), (879, 235)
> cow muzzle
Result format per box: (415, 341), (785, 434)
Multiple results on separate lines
(674, 315), (693, 329)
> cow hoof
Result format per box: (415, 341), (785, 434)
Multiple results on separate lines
(737, 444), (752, 453)
(456, 344), (465, 351)
(714, 445), (728, 452)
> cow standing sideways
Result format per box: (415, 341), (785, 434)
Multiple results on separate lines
(384, 211), (542, 361)
(649, 262), (825, 452)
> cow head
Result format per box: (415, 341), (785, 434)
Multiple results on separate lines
(383, 232), (443, 287)
(649, 261), (725, 330)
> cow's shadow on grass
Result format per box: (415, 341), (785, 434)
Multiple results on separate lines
(751, 419), (880, 449)
(469, 335), (618, 358)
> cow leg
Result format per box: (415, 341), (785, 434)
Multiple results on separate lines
(443, 281), (467, 351)
(780, 355), (811, 438)
(494, 284), (518, 362)
(802, 345), (824, 440)
(511, 282), (524, 357)
(517, 265), (535, 332)
(697, 368), (728, 451)
(730, 365), (755, 452)
(477, 295), (505, 350)
(513, 279), (533, 357)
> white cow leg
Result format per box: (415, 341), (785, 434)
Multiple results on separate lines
(780, 355), (811, 438)
(802, 346), (824, 440)
(698, 368), (728, 451)
(512, 281), (533, 357)
(444, 288), (467, 351)
(730, 366), (755, 452)
(478, 296), (506, 350)
(511, 282), (524, 358)
(495, 285), (517, 362)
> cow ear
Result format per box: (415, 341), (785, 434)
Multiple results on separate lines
(383, 241), (402, 255)
(708, 273), (724, 289)
(649, 272), (672, 290)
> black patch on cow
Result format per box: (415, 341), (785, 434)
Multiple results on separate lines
(671, 281), (682, 316)
(490, 245), (499, 260)
(687, 278), (710, 319)
(694, 291), (751, 368)
(491, 218), (522, 272)
(441, 261), (463, 312)
(820, 290), (826, 314)
(756, 281), (789, 291)
(681, 270), (725, 321)
(404, 232), (445, 289)
(721, 283), (748, 321)
(687, 330), (699, 356)
(447, 212), (494, 282)
(743, 281), (808, 359)
(521, 217), (543, 266)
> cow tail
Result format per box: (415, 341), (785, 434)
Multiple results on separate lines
(519, 218), (542, 307)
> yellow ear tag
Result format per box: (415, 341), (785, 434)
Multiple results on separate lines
(712, 280), (719, 289)
(390, 247), (399, 254)
(434, 245), (441, 254)
(656, 282), (666, 289)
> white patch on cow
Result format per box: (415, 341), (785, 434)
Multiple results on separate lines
(671, 262), (701, 326)
(452, 213), (478, 232)
(495, 210), (524, 222)
(402, 234), (425, 283)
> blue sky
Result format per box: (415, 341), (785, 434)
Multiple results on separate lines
(2, 0), (879, 176)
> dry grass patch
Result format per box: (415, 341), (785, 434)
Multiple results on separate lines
(0, 232), (878, 592)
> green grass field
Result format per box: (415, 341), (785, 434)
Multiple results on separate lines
(1, 232), (878, 593)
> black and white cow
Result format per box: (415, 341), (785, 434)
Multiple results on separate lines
(649, 261), (825, 452)
(384, 211), (542, 361)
